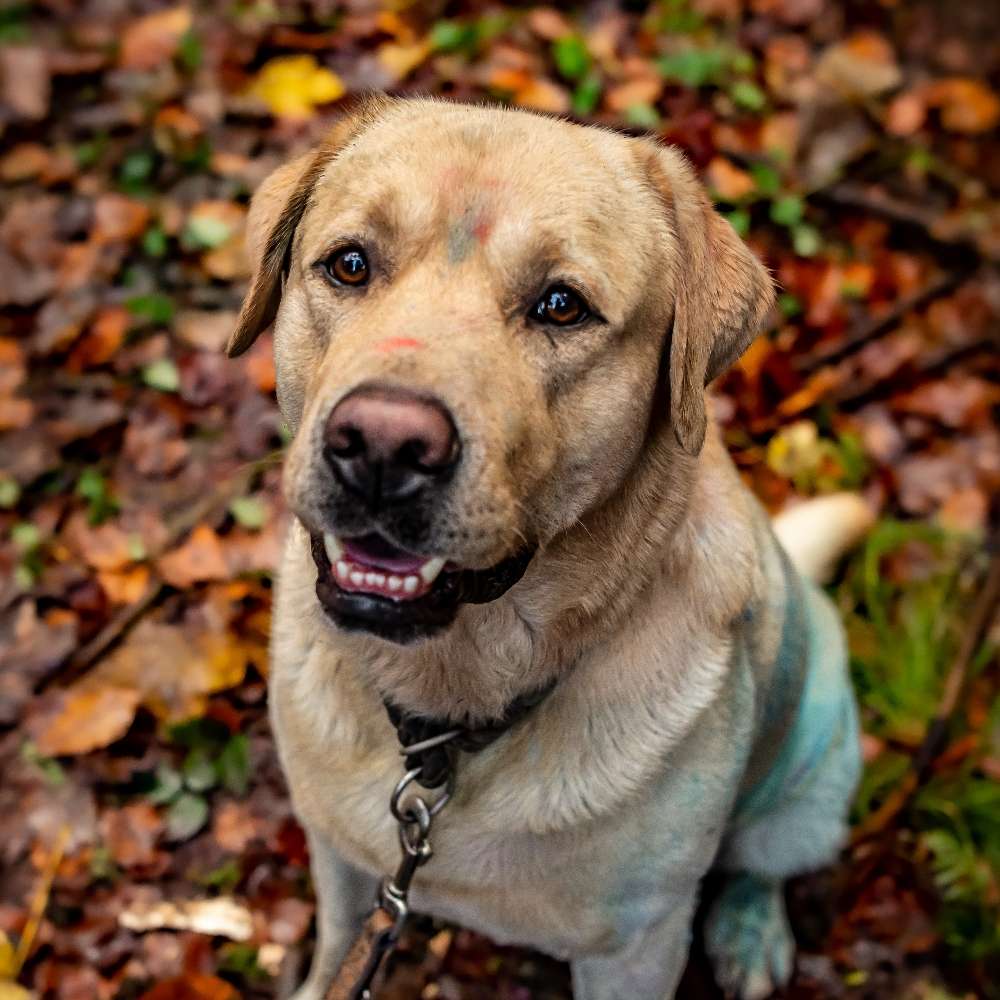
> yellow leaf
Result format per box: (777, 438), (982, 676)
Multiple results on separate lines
(377, 41), (431, 83)
(246, 55), (345, 120)
(0, 983), (32, 1000)
(0, 930), (17, 978)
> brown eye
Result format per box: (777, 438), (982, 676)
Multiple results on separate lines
(324, 246), (369, 286)
(531, 284), (589, 326)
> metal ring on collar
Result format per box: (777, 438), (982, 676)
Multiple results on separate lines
(390, 767), (454, 823)
(399, 729), (462, 757)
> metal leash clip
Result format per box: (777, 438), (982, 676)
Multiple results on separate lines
(348, 729), (460, 1000)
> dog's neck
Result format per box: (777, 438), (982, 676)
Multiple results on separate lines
(338, 415), (758, 726)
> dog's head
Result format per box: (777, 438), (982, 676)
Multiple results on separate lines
(229, 97), (773, 644)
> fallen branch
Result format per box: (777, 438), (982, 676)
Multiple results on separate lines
(852, 531), (1000, 843)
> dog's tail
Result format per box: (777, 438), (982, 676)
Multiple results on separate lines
(772, 493), (875, 585)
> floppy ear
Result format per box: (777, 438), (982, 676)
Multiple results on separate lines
(226, 98), (391, 357)
(642, 144), (774, 455)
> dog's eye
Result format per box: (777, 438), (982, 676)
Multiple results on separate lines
(531, 285), (589, 327)
(323, 246), (369, 287)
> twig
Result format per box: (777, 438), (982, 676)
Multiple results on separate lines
(795, 269), (970, 374)
(852, 533), (1000, 844)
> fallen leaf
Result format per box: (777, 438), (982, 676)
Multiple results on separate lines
(815, 31), (901, 99)
(513, 78), (570, 113)
(885, 90), (926, 136)
(706, 157), (755, 201)
(246, 55), (345, 120)
(100, 802), (163, 868)
(377, 41), (431, 83)
(157, 524), (230, 589)
(924, 77), (1000, 134)
(0, 46), (50, 120)
(65, 513), (136, 572)
(138, 973), (239, 1000)
(120, 897), (253, 941)
(119, 6), (193, 71)
(28, 686), (141, 756)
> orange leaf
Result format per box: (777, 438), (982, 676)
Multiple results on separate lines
(514, 79), (570, 114)
(157, 524), (230, 589)
(29, 686), (141, 756)
(924, 77), (1000, 134)
(706, 157), (755, 202)
(119, 6), (192, 71)
(138, 974), (239, 1000)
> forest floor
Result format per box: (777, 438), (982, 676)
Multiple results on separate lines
(0, 1), (998, 998)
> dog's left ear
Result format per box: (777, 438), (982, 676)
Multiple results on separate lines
(638, 143), (775, 455)
(227, 96), (391, 357)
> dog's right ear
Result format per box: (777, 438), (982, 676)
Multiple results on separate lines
(226, 98), (390, 357)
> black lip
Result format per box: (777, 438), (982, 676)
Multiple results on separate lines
(309, 534), (534, 644)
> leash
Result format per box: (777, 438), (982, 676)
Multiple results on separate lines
(341, 684), (555, 999)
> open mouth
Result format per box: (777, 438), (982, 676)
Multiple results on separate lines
(309, 531), (534, 643)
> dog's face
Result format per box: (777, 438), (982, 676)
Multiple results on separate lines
(229, 98), (772, 644)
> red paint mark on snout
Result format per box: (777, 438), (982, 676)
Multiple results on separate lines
(375, 336), (424, 354)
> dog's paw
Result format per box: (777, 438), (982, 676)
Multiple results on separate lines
(704, 874), (794, 1000)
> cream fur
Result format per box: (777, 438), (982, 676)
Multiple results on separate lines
(228, 98), (860, 1000)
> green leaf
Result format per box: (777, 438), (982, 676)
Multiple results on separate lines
(169, 716), (230, 750)
(147, 763), (184, 805)
(183, 748), (219, 793)
(76, 468), (118, 525)
(0, 476), (20, 509)
(657, 47), (727, 88)
(769, 194), (804, 227)
(730, 79), (766, 112)
(552, 35), (590, 82)
(183, 214), (232, 250)
(791, 222), (822, 257)
(229, 496), (267, 530)
(197, 858), (242, 893)
(21, 740), (66, 787)
(142, 358), (180, 393)
(119, 148), (157, 193)
(778, 293), (801, 318)
(126, 292), (175, 325)
(142, 225), (168, 258)
(572, 74), (602, 117)
(11, 522), (40, 552)
(749, 162), (781, 197)
(178, 29), (203, 72)
(166, 791), (209, 840)
(218, 734), (251, 797)
(724, 208), (751, 238)
(624, 104), (661, 129)
(429, 19), (476, 53)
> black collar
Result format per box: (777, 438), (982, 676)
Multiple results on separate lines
(383, 681), (556, 789)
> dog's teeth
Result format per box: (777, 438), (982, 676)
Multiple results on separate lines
(403, 575), (419, 594)
(350, 571), (364, 586)
(365, 572), (378, 586)
(336, 560), (349, 580)
(388, 576), (402, 592)
(323, 533), (343, 563)
(374, 573), (386, 586)
(419, 556), (447, 585)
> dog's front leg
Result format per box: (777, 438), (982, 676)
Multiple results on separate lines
(569, 893), (698, 1000)
(290, 827), (378, 1000)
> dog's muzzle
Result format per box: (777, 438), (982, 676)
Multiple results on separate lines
(310, 532), (534, 644)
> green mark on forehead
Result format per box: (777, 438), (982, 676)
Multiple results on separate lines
(447, 206), (477, 265)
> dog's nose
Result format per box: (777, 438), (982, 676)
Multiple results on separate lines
(324, 385), (460, 506)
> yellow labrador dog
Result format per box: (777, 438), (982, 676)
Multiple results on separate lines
(227, 96), (863, 1000)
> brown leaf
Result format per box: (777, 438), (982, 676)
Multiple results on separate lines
(90, 617), (252, 722)
(28, 686), (141, 756)
(211, 800), (257, 853)
(815, 31), (902, 99)
(0, 46), (50, 120)
(100, 802), (163, 868)
(119, 7), (193, 72)
(157, 524), (230, 589)
(138, 973), (239, 1000)
(65, 512), (137, 572)
(92, 193), (151, 245)
(514, 78), (570, 114)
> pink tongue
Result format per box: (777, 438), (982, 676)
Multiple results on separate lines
(342, 538), (426, 574)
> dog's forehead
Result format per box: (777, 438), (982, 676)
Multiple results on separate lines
(307, 104), (658, 251)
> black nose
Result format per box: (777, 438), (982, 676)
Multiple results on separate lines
(324, 385), (460, 507)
